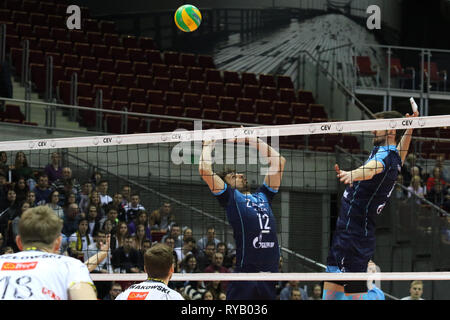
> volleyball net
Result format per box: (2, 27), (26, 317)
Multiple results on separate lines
(0, 113), (450, 299)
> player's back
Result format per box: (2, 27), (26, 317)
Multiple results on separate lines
(0, 250), (93, 300)
(115, 280), (184, 300)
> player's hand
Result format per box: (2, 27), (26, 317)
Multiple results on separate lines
(405, 111), (419, 118)
(335, 164), (353, 186)
(99, 234), (110, 252)
(202, 140), (216, 147)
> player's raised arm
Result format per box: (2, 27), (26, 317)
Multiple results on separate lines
(397, 110), (419, 164)
(251, 137), (286, 191)
(199, 140), (225, 193)
(335, 161), (384, 185)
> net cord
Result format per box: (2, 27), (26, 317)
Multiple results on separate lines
(0, 115), (448, 152)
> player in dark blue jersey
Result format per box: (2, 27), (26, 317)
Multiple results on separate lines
(199, 136), (286, 300)
(323, 110), (419, 300)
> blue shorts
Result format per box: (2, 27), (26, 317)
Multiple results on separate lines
(226, 281), (277, 300)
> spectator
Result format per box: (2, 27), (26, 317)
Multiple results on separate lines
(205, 273), (226, 300)
(0, 152), (10, 178)
(90, 170), (102, 190)
(62, 203), (81, 237)
(426, 179), (447, 207)
(11, 152), (34, 185)
(182, 227), (193, 241)
(197, 242), (216, 271)
(440, 215), (450, 246)
(101, 219), (114, 236)
(279, 281), (308, 300)
(180, 253), (200, 274)
(78, 181), (94, 214)
(63, 192), (78, 213)
(33, 173), (52, 205)
(393, 174), (408, 201)
(86, 205), (102, 238)
(47, 190), (64, 219)
(123, 193), (145, 223)
(25, 190), (36, 207)
(183, 281), (207, 300)
(426, 166), (446, 193)
(68, 218), (97, 262)
(217, 242), (233, 268)
(202, 290), (214, 300)
(111, 221), (129, 251)
(204, 252), (230, 274)
(87, 230), (113, 274)
(308, 284), (323, 300)
(161, 223), (182, 248)
(85, 190), (105, 220)
(163, 235), (179, 269)
(0, 232), (5, 253)
(407, 175), (426, 204)
(401, 280), (425, 300)
(150, 201), (175, 232)
(175, 237), (196, 263)
(44, 152), (63, 184)
(51, 167), (81, 198)
(0, 173), (8, 202)
(103, 282), (123, 300)
(133, 224), (150, 251)
(105, 192), (126, 222)
(128, 210), (151, 239)
(0, 188), (19, 244)
(291, 288), (302, 300)
(111, 235), (141, 273)
(401, 154), (422, 187)
(10, 200), (30, 251)
(99, 208), (119, 234)
(120, 185), (132, 207)
(97, 180), (112, 206)
(13, 176), (29, 204)
(436, 154), (450, 184)
(197, 226), (221, 254)
(1, 246), (14, 255)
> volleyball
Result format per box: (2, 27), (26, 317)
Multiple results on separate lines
(174, 4), (202, 32)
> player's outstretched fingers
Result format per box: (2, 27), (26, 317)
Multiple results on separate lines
(335, 164), (340, 175)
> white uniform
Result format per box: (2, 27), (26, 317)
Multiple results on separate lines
(116, 279), (184, 300)
(0, 250), (94, 300)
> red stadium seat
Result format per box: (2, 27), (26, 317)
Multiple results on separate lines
(92, 44), (109, 59)
(104, 114), (122, 134)
(115, 60), (133, 74)
(34, 25), (50, 39)
(56, 40), (73, 54)
(128, 48), (146, 62)
(62, 54), (79, 68)
(100, 21), (117, 34)
(183, 93), (201, 108)
(166, 91), (183, 107)
(80, 56), (97, 70)
(129, 88), (147, 103)
(111, 86), (128, 101)
(30, 63), (45, 93)
(44, 52), (62, 66)
(83, 19), (100, 33)
(152, 64), (170, 78)
(190, 80), (207, 95)
(122, 35), (139, 49)
(274, 114), (292, 125)
(87, 32), (103, 45)
(147, 90), (165, 105)
(47, 15), (65, 29)
(279, 88), (297, 103)
(148, 104), (165, 115)
(223, 71), (241, 84)
(164, 51), (180, 65)
(225, 83), (242, 98)
(100, 72), (117, 86)
(208, 82), (225, 97)
(112, 100), (129, 112)
(64, 67), (81, 81)
(4, 104), (25, 122)
(81, 69), (100, 84)
(11, 10), (28, 24)
(239, 112), (256, 124)
(130, 102), (148, 114)
(261, 86), (278, 101)
(201, 95), (218, 110)
(277, 75), (294, 89)
(220, 110), (237, 122)
(203, 108), (217, 120)
(117, 73), (135, 88)
(170, 65), (187, 80)
(309, 104), (328, 120)
(104, 33), (121, 47)
(272, 101), (290, 115)
(166, 106), (183, 116)
(197, 55), (215, 69)
(109, 46), (128, 60)
(255, 99), (272, 114)
(187, 66), (204, 81)
(137, 75), (154, 90)
(257, 113), (273, 125)
(16, 23), (33, 37)
(236, 97), (254, 112)
(297, 90), (315, 104)
(133, 61), (150, 75)
(291, 102), (309, 117)
(185, 107), (202, 118)
(93, 84), (112, 100)
(243, 84), (260, 100)
(153, 77), (171, 91)
(78, 96), (96, 128)
(180, 53), (197, 67)
(259, 74), (276, 88)
(219, 96), (236, 111)
(146, 49), (164, 64)
(69, 30), (87, 43)
(205, 68), (222, 83)
(242, 72), (258, 86)
(139, 37), (155, 50)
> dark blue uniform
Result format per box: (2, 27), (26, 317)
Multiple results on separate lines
(327, 145), (402, 274)
(214, 182), (280, 300)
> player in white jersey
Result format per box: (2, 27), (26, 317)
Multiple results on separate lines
(116, 243), (184, 300)
(0, 206), (97, 300)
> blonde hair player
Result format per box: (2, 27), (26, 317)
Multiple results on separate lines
(115, 243), (184, 300)
(323, 102), (419, 300)
(0, 206), (98, 300)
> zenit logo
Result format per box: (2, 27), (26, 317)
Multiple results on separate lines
(127, 292), (149, 300)
(1, 261), (38, 271)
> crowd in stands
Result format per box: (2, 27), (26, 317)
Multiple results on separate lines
(0, 150), (322, 300)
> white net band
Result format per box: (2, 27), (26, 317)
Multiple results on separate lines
(0, 114), (448, 151)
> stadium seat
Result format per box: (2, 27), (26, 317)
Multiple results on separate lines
(274, 114), (292, 125)
(189, 80), (207, 95)
(3, 104), (25, 122)
(127, 116), (142, 133)
(152, 64), (170, 78)
(117, 73), (135, 88)
(171, 78), (189, 93)
(257, 113), (273, 125)
(183, 93), (201, 108)
(130, 102), (148, 114)
(104, 114), (122, 134)
(225, 83), (242, 98)
(77, 82), (92, 97)
(159, 119), (177, 132)
(111, 86), (128, 101)
(272, 101), (290, 115)
(239, 112), (256, 124)
(100, 21), (117, 34)
(30, 63), (45, 92)
(153, 77), (171, 91)
(277, 75), (294, 89)
(291, 102), (309, 117)
(57, 80), (71, 104)
(28, 50), (44, 64)
(83, 19), (100, 32)
(56, 40), (73, 54)
(52, 66), (64, 88)
(146, 50), (164, 64)
(166, 91), (183, 107)
(147, 90), (165, 105)
(128, 48), (146, 62)
(297, 90), (315, 104)
(205, 69), (222, 83)
(47, 15), (65, 29)
(223, 71), (241, 85)
(91, 44), (109, 59)
(255, 99), (272, 114)
(6, 0), (22, 11)
(279, 88), (297, 103)
(11, 10), (28, 24)
(104, 33), (121, 47)
(184, 107), (202, 118)
(208, 82), (225, 97)
(236, 97), (254, 112)
(309, 104), (328, 121)
(99, 72), (116, 86)
(81, 69), (100, 84)
(49, 27), (67, 41)
(139, 37), (155, 50)
(185, 66), (203, 81)
(34, 25), (50, 39)
(128, 88), (147, 103)
(219, 96), (236, 111)
(242, 72), (258, 86)
(164, 51), (180, 65)
(21, 36), (38, 50)
(243, 84), (260, 100)
(122, 35), (139, 49)
(112, 100), (129, 112)
(87, 32), (103, 45)
(80, 56), (97, 70)
(133, 61), (150, 75)
(177, 121), (194, 131)
(261, 86), (278, 101)
(78, 96), (96, 128)
(115, 60), (133, 74)
(37, 2), (55, 14)
(201, 95), (218, 110)
(44, 52), (62, 66)
(220, 110), (237, 122)
(389, 57), (415, 89)
(109, 46), (128, 60)
(166, 106), (183, 116)
(293, 115), (309, 124)
(64, 67), (81, 81)
(203, 108), (217, 120)
(170, 65), (187, 80)
(16, 23), (33, 37)
(5, 35), (20, 51)
(148, 104), (165, 115)
(69, 30), (87, 43)
(423, 61), (447, 90)
(197, 55), (215, 69)
(180, 53), (197, 67)
(37, 38), (55, 54)
(259, 74), (277, 88)
(92, 84), (112, 100)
